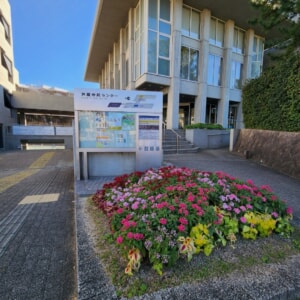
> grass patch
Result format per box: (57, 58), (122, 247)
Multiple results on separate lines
(86, 197), (300, 299)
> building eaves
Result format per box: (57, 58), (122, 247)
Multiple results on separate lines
(12, 90), (74, 112)
(84, 0), (139, 82)
(84, 0), (276, 83)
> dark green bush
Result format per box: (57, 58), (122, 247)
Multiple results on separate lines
(185, 123), (224, 130)
(242, 52), (300, 132)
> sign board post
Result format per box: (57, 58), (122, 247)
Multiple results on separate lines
(74, 89), (163, 180)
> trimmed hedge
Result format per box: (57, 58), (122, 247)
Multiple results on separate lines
(185, 123), (224, 130)
(242, 52), (300, 132)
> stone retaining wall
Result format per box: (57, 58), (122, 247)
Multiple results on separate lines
(186, 129), (230, 149)
(233, 129), (300, 179)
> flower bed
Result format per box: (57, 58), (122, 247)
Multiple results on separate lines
(92, 166), (293, 276)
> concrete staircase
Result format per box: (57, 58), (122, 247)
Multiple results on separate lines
(162, 129), (199, 154)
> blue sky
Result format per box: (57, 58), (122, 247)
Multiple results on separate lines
(9, 0), (99, 92)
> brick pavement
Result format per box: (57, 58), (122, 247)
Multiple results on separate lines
(0, 150), (76, 300)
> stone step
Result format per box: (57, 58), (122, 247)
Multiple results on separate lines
(162, 129), (199, 154)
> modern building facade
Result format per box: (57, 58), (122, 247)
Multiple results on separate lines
(85, 0), (265, 129)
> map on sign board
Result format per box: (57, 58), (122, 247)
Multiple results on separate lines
(79, 111), (136, 148)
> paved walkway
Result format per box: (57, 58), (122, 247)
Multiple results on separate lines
(0, 150), (76, 300)
(0, 149), (299, 299)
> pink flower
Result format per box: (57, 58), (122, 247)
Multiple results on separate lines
(131, 202), (139, 210)
(116, 236), (123, 244)
(239, 206), (246, 212)
(168, 205), (175, 211)
(159, 218), (167, 225)
(116, 208), (123, 214)
(179, 203), (187, 209)
(240, 216), (247, 224)
(179, 217), (188, 225)
(187, 192), (195, 202)
(178, 224), (186, 232)
(157, 201), (168, 209)
(183, 210), (189, 216)
(133, 233), (144, 240)
(127, 232), (134, 239)
(246, 204), (253, 210)
(234, 208), (241, 214)
(155, 194), (164, 200)
(286, 207), (293, 215)
(271, 212), (279, 218)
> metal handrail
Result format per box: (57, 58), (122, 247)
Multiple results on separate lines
(162, 121), (184, 154)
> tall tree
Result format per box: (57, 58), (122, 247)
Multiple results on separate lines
(250, 0), (300, 50)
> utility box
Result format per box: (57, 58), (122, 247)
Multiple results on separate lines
(74, 89), (163, 180)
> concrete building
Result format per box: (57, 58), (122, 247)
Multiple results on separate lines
(85, 0), (266, 129)
(6, 85), (74, 150)
(0, 0), (19, 149)
(0, 0), (19, 92)
(0, 0), (74, 150)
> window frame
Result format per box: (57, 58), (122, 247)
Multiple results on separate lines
(181, 5), (201, 40)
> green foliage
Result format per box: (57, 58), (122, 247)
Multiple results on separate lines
(93, 166), (294, 276)
(250, 0), (300, 50)
(185, 123), (224, 130)
(242, 51), (300, 131)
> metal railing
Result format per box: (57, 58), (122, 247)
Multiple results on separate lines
(162, 121), (185, 154)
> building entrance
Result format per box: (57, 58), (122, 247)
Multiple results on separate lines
(0, 124), (3, 148)
(206, 101), (218, 124)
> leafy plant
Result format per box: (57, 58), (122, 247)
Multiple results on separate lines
(242, 51), (300, 131)
(92, 166), (294, 275)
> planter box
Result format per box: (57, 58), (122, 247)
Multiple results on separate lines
(186, 129), (230, 149)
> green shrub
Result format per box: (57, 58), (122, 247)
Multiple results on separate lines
(185, 123), (224, 130)
(242, 52), (300, 132)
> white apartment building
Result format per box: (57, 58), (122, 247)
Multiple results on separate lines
(85, 0), (265, 129)
(0, 0), (19, 149)
(0, 0), (18, 92)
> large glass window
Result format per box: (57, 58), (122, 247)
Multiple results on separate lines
(1, 48), (13, 82)
(208, 54), (222, 86)
(0, 14), (10, 43)
(134, 1), (145, 79)
(209, 18), (224, 47)
(230, 61), (243, 89)
(180, 46), (199, 81)
(233, 28), (245, 54)
(181, 6), (200, 39)
(135, 3), (141, 79)
(148, 0), (171, 76)
(251, 36), (264, 78)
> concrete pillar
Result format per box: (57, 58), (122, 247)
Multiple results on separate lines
(119, 28), (125, 89)
(244, 29), (254, 81)
(127, 9), (135, 90)
(113, 42), (119, 89)
(218, 19), (234, 128)
(234, 29), (254, 128)
(195, 9), (211, 124)
(167, 0), (183, 129)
